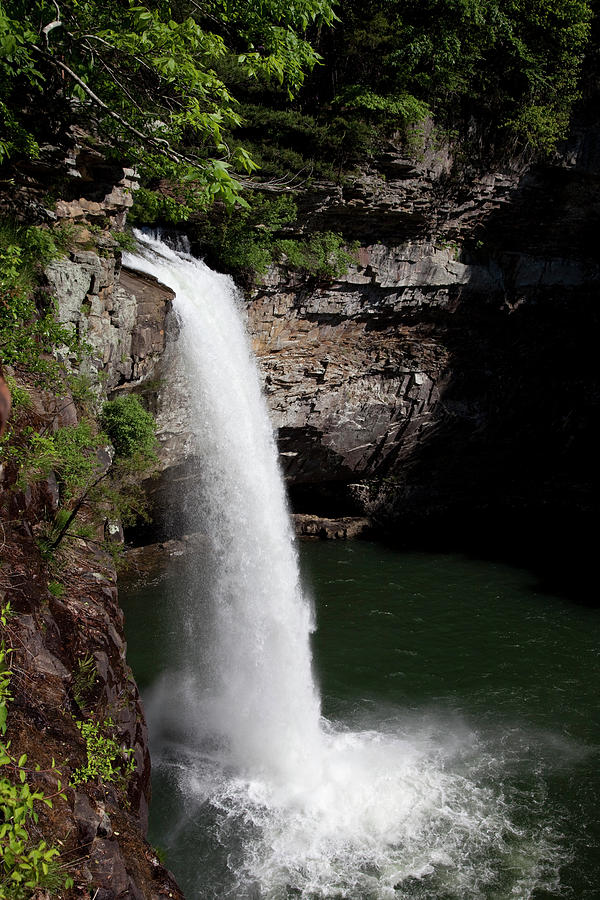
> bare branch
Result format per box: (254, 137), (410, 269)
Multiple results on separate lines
(82, 34), (158, 79)
(42, 20), (62, 46)
(238, 163), (315, 192)
(41, 0), (62, 45)
(97, 58), (144, 114)
(35, 48), (198, 167)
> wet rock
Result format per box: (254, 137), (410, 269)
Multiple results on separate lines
(293, 514), (372, 540)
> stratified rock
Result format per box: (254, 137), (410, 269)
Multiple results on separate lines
(47, 256), (174, 393)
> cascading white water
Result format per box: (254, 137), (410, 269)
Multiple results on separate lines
(125, 232), (322, 784)
(125, 233), (564, 899)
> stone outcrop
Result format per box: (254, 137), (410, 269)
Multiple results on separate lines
(0, 127), (139, 229)
(46, 253), (174, 395)
(293, 513), (371, 540)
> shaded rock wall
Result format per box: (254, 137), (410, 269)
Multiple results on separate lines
(243, 121), (600, 591)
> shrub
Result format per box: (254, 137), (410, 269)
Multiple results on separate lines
(275, 232), (359, 279)
(70, 718), (135, 787)
(100, 395), (157, 461)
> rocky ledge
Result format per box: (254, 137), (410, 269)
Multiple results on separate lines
(0, 503), (183, 899)
(1, 223), (181, 896)
(293, 514), (372, 540)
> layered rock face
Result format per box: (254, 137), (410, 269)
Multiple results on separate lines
(249, 242), (495, 486)
(245, 120), (600, 587)
(47, 253), (174, 395)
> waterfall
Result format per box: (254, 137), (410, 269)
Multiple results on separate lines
(124, 233), (563, 900)
(124, 232), (322, 782)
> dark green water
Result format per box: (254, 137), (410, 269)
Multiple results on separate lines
(121, 541), (600, 899)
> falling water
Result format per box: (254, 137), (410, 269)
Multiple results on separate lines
(124, 233), (567, 899)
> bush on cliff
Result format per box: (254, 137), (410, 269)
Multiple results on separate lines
(101, 394), (157, 462)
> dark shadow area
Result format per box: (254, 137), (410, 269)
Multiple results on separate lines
(288, 480), (365, 517)
(374, 506), (598, 608)
(285, 126), (600, 607)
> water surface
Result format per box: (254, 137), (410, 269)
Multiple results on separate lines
(121, 540), (600, 898)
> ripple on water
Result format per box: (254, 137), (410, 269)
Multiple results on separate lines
(151, 706), (571, 900)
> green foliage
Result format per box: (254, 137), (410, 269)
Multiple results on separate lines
(275, 232), (359, 279)
(100, 394), (157, 461)
(233, 104), (376, 180)
(110, 230), (137, 253)
(67, 372), (96, 407)
(3, 378), (29, 413)
(0, 775), (62, 898)
(196, 191), (357, 281)
(0, 621), (11, 736)
(197, 192), (296, 275)
(5, 421), (100, 497)
(46, 580), (64, 598)
(2, 385), (158, 555)
(322, 0), (593, 153)
(0, 615), (72, 898)
(129, 186), (197, 226)
(70, 718), (135, 787)
(335, 86), (430, 125)
(0, 0), (336, 204)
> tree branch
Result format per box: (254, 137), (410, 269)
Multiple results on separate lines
(35, 48), (196, 167)
(48, 470), (109, 551)
(41, 0), (62, 46)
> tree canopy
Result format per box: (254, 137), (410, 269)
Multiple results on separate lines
(0, 0), (595, 215)
(0, 0), (337, 203)
(316, 0), (594, 152)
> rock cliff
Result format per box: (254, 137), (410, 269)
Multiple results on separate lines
(1, 148), (182, 897)
(144, 121), (599, 594)
(243, 113), (599, 593)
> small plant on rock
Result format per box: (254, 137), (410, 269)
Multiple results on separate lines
(0, 604), (73, 897)
(72, 655), (97, 712)
(70, 718), (135, 788)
